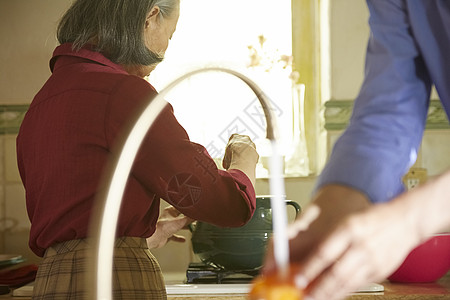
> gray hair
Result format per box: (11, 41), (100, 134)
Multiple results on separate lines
(57, 0), (179, 66)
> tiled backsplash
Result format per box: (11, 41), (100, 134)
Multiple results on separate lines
(324, 99), (450, 131)
(0, 105), (29, 135)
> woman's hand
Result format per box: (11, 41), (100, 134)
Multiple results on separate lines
(222, 134), (259, 186)
(146, 205), (194, 249)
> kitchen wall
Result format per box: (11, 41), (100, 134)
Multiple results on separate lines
(1, 0), (449, 274)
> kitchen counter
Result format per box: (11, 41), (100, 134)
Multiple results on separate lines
(166, 279), (450, 300)
(3, 272), (450, 299)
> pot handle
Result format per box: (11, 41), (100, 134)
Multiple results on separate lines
(188, 222), (197, 233)
(285, 200), (301, 218)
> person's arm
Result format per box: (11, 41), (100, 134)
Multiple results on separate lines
(132, 110), (258, 227)
(315, 0), (432, 204)
(262, 171), (450, 300)
(146, 135), (259, 249)
(106, 77), (258, 228)
(262, 1), (439, 299)
(296, 171), (450, 300)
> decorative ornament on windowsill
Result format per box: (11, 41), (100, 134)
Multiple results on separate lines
(247, 35), (310, 177)
(284, 82), (310, 177)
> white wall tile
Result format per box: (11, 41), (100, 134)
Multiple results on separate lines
(5, 183), (28, 231)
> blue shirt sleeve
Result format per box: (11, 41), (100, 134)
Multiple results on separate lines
(315, 0), (434, 203)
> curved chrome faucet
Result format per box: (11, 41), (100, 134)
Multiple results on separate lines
(90, 67), (289, 299)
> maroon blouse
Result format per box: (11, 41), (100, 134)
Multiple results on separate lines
(17, 44), (256, 257)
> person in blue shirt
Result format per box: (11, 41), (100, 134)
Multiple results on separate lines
(262, 1), (450, 299)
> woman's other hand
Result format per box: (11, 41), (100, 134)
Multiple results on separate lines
(146, 205), (194, 249)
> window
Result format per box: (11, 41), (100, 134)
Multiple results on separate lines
(150, 0), (311, 177)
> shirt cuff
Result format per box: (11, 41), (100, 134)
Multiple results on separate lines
(315, 151), (406, 203)
(225, 169), (256, 204)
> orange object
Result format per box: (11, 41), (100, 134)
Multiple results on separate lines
(248, 266), (304, 300)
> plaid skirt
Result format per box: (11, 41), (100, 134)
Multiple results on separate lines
(32, 237), (167, 300)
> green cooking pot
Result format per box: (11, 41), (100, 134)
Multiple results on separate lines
(189, 195), (301, 271)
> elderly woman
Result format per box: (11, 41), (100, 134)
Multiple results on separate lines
(16, 0), (259, 299)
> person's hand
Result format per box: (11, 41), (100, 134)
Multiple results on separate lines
(222, 134), (259, 169)
(263, 185), (371, 275)
(146, 205), (194, 249)
(262, 185), (374, 299)
(222, 134), (259, 186)
(298, 172), (450, 300)
(261, 184), (429, 300)
(299, 199), (421, 299)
